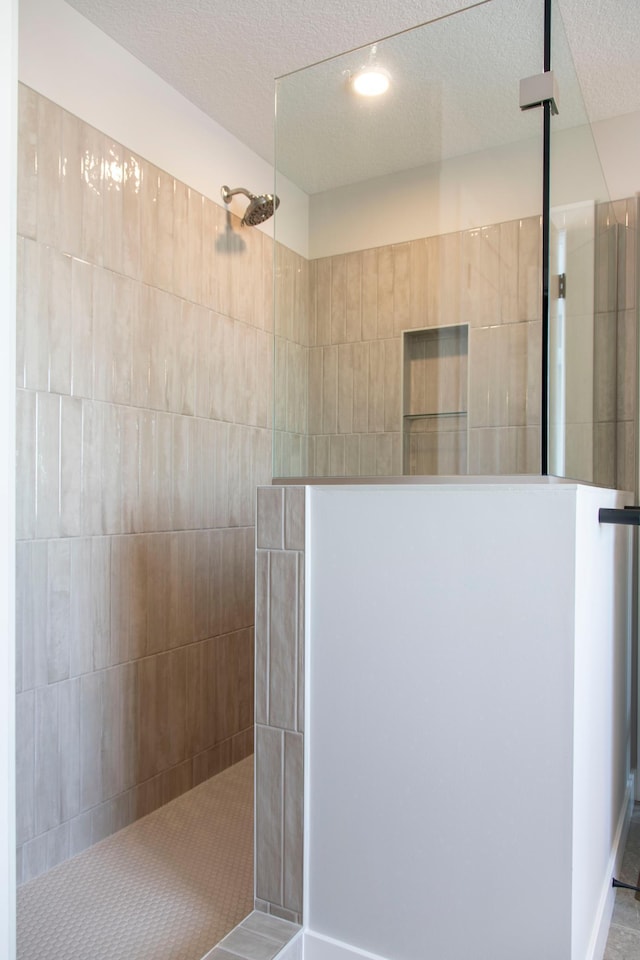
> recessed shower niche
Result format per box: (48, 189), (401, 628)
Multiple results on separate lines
(402, 325), (469, 476)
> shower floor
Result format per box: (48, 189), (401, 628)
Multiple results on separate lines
(17, 755), (254, 960)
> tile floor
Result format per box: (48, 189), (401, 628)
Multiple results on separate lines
(604, 803), (640, 959)
(17, 756), (254, 960)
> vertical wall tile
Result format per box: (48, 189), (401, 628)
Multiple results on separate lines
(285, 487), (305, 551)
(47, 539), (71, 684)
(59, 112), (83, 258)
(518, 216), (541, 322)
(35, 684), (60, 834)
(384, 339), (401, 433)
(337, 344), (354, 435)
(69, 538), (92, 677)
(269, 551), (298, 730)
(187, 188), (204, 305)
(100, 402), (122, 535)
(345, 434), (361, 477)
(16, 237), (26, 389)
(154, 168), (174, 293)
(92, 267), (114, 403)
(36, 391), (61, 539)
(410, 239), (428, 329)
(499, 219), (519, 321)
(17, 85), (38, 240)
(352, 342), (369, 435)
(375, 433), (394, 475)
(194, 306), (211, 419)
(77, 125), (105, 262)
(321, 346), (338, 436)
(16, 690), (35, 844)
(91, 536), (112, 670)
(393, 243), (411, 335)
(122, 152), (142, 280)
(60, 396), (83, 536)
(103, 139), (124, 275)
(255, 724), (284, 905)
(168, 531), (195, 649)
(346, 252), (362, 342)
(377, 247), (394, 339)
(368, 340), (385, 433)
(330, 255), (347, 344)
(156, 412), (173, 531)
(58, 678), (81, 821)
(111, 274), (135, 406)
(48, 249), (73, 396)
(119, 407), (140, 534)
(307, 348), (323, 437)
(255, 550), (270, 727)
(81, 399), (103, 536)
(315, 258), (331, 346)
(22, 240), (49, 392)
(70, 257), (93, 399)
(36, 94), (62, 249)
(16, 389), (36, 540)
(361, 248), (378, 341)
(329, 435), (346, 476)
(257, 487), (284, 549)
(17, 541), (48, 692)
(284, 732), (304, 913)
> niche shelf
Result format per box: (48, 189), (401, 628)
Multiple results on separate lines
(402, 325), (469, 476)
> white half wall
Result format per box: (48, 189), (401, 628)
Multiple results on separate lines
(1, 1), (17, 958)
(305, 481), (632, 960)
(18, 0), (309, 258)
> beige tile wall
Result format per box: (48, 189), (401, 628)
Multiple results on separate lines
(15, 84), (282, 883)
(254, 486), (305, 924)
(593, 198), (637, 492)
(275, 217), (544, 478)
(273, 245), (312, 478)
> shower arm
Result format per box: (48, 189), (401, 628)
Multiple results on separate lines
(221, 185), (254, 203)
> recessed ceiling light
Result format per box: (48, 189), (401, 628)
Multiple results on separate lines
(352, 69), (390, 97)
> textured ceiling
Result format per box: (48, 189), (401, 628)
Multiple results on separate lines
(64, 0), (640, 193)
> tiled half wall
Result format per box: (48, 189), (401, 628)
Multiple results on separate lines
(14, 84), (306, 884)
(254, 486), (305, 924)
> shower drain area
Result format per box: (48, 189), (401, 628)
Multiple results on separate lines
(17, 756), (254, 960)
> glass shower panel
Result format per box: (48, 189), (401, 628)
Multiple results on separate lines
(273, 0), (545, 479)
(548, 2), (633, 487)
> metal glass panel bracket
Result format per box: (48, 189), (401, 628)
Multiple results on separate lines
(519, 71), (559, 115)
(599, 506), (640, 525)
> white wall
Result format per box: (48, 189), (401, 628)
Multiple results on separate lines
(572, 485), (633, 960)
(18, 0), (310, 258)
(305, 481), (632, 960)
(308, 118), (636, 259)
(592, 111), (640, 208)
(1, 0), (17, 958)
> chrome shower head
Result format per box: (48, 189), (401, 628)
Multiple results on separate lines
(221, 185), (280, 226)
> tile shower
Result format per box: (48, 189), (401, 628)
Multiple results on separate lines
(14, 80), (637, 949)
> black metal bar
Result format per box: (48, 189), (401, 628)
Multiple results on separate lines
(613, 878), (640, 893)
(599, 508), (640, 526)
(541, 0), (552, 475)
(544, 0), (551, 72)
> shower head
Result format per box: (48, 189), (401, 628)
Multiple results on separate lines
(221, 185), (280, 226)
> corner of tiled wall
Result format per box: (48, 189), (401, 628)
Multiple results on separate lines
(254, 485), (305, 923)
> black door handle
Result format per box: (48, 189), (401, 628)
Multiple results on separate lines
(599, 506), (640, 525)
